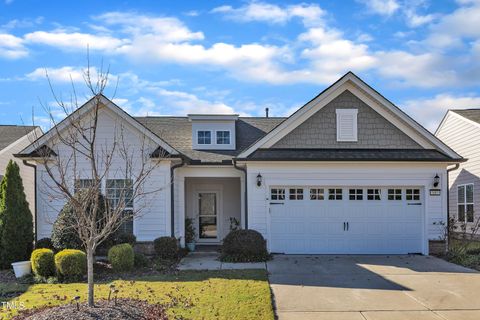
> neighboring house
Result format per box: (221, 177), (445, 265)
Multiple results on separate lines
(0, 125), (42, 220)
(436, 109), (480, 234)
(16, 72), (463, 255)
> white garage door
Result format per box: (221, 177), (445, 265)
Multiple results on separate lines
(269, 187), (423, 254)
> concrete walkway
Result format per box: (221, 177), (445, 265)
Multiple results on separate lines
(178, 252), (267, 270)
(268, 255), (480, 320)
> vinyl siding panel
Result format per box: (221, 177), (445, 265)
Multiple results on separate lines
(35, 107), (171, 241)
(436, 113), (480, 230)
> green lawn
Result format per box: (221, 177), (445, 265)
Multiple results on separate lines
(1, 270), (274, 320)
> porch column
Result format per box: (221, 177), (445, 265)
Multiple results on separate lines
(240, 176), (246, 229)
(177, 176), (186, 247)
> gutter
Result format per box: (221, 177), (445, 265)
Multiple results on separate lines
(22, 160), (37, 244)
(233, 159), (248, 229)
(170, 158), (185, 237)
(446, 163), (461, 249)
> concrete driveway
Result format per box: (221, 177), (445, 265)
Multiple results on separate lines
(268, 255), (480, 320)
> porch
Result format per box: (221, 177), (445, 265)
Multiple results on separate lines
(174, 166), (245, 246)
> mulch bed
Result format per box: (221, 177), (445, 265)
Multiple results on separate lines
(12, 299), (168, 320)
(0, 269), (17, 284)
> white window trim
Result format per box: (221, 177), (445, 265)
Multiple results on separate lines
(458, 183), (474, 223)
(336, 108), (358, 142)
(215, 130), (231, 145)
(197, 130), (212, 145)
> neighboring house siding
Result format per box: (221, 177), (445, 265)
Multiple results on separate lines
(35, 107), (171, 241)
(273, 90), (422, 149)
(0, 131), (39, 220)
(436, 113), (480, 228)
(247, 162), (447, 254)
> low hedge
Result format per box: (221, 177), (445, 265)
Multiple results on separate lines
(54, 249), (87, 280)
(108, 243), (134, 272)
(220, 230), (270, 262)
(153, 237), (179, 259)
(31, 249), (56, 278)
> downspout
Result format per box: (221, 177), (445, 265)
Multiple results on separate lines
(446, 163), (460, 249)
(170, 158), (185, 237)
(22, 160), (37, 244)
(233, 159), (248, 229)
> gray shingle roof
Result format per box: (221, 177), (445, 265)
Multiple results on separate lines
(135, 117), (286, 162)
(452, 109), (480, 125)
(0, 125), (37, 151)
(242, 148), (456, 162)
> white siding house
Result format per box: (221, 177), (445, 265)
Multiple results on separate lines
(18, 72), (462, 254)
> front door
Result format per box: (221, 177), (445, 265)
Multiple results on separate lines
(198, 192), (218, 240)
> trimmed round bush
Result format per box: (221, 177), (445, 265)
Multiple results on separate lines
(31, 249), (55, 278)
(220, 230), (269, 262)
(55, 249), (87, 280)
(134, 252), (149, 268)
(108, 243), (134, 272)
(35, 238), (54, 250)
(153, 237), (179, 259)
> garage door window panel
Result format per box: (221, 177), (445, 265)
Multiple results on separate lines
(367, 189), (381, 200)
(271, 188), (285, 201)
(406, 189), (420, 201)
(289, 188), (304, 200)
(349, 189), (363, 200)
(388, 189), (402, 200)
(328, 188), (343, 200)
(310, 188), (324, 200)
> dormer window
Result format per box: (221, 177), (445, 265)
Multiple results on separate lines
(216, 131), (230, 144)
(336, 109), (358, 142)
(197, 131), (211, 144)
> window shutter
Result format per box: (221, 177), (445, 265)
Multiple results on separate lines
(336, 109), (358, 142)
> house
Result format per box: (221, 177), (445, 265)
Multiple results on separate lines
(435, 109), (480, 234)
(16, 72), (463, 255)
(0, 125), (42, 217)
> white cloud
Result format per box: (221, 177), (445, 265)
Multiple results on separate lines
(358, 0), (400, 16)
(0, 33), (28, 59)
(211, 2), (325, 26)
(95, 12), (204, 42)
(26, 66), (86, 83)
(402, 93), (480, 131)
(24, 30), (128, 51)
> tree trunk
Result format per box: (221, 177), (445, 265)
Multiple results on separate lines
(87, 247), (95, 307)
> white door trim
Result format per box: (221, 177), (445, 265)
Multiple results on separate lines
(192, 184), (223, 244)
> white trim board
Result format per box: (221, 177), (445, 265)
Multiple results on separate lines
(238, 72), (460, 159)
(19, 95), (179, 156)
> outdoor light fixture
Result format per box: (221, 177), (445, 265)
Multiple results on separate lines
(256, 173), (262, 187)
(433, 174), (440, 188)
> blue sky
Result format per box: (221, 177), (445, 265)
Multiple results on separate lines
(1, 0), (479, 131)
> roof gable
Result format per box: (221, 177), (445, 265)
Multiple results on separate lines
(0, 125), (39, 152)
(238, 72), (461, 160)
(19, 95), (179, 157)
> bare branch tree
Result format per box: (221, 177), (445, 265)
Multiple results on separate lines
(28, 59), (169, 306)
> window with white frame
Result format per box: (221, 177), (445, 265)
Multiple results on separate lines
(106, 179), (134, 234)
(197, 131), (211, 144)
(367, 189), (381, 200)
(458, 184), (474, 223)
(289, 188), (304, 200)
(406, 189), (420, 201)
(388, 189), (402, 200)
(74, 179), (96, 194)
(271, 188), (285, 201)
(310, 188), (324, 200)
(349, 189), (363, 200)
(216, 131), (230, 144)
(336, 109), (358, 142)
(328, 188), (343, 200)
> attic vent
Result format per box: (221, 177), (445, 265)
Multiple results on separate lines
(336, 109), (358, 142)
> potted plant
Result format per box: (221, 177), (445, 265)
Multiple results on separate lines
(11, 261), (31, 278)
(185, 218), (196, 252)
